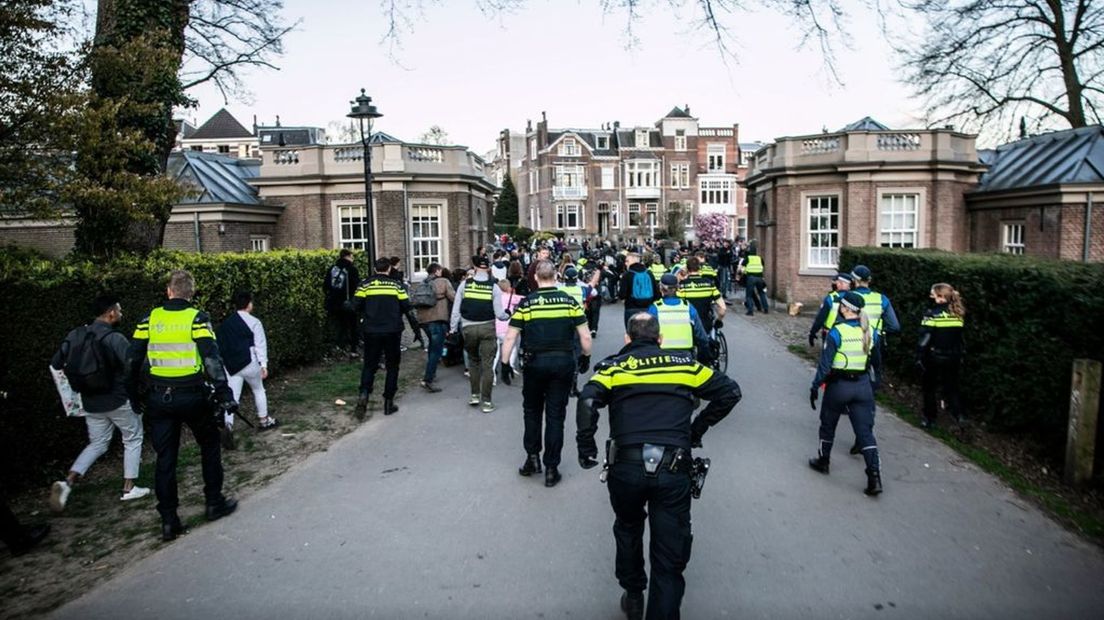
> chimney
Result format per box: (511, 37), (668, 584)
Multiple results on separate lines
(526, 119), (532, 132)
(685, 104), (690, 115)
(275, 115), (281, 128)
(613, 121), (620, 129)
(252, 114), (257, 135)
(541, 111), (547, 122)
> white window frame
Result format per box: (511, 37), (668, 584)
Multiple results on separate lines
(668, 163), (689, 189)
(249, 236), (270, 252)
(555, 164), (585, 188)
(675, 130), (687, 152)
(1002, 222), (1025, 254)
(409, 200), (447, 274)
(601, 166), (615, 189)
(610, 201), (621, 228)
(557, 203), (582, 230)
(529, 168), (538, 194)
(737, 217), (748, 240)
(699, 178), (733, 205)
(559, 137), (581, 156)
(529, 138), (537, 159)
(625, 160), (658, 188)
(707, 144), (726, 172)
(596, 135), (609, 150)
(645, 203), (658, 227)
(804, 194), (840, 270)
(334, 201), (370, 250)
(628, 203), (641, 227)
(635, 129), (649, 148)
(878, 193), (920, 248)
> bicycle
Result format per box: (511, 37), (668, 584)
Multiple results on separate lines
(708, 326), (729, 375)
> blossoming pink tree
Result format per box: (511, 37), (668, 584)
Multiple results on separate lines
(694, 212), (728, 245)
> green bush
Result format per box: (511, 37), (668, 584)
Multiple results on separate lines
(0, 248), (366, 491)
(511, 226), (535, 244)
(839, 247), (1104, 445)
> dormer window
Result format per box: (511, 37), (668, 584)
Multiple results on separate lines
(635, 129), (649, 148)
(559, 137), (581, 156)
(596, 135), (609, 150)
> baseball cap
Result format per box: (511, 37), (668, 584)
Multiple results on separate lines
(835, 272), (853, 282)
(851, 265), (872, 280)
(840, 291), (866, 311)
(472, 255), (490, 268)
(564, 267), (578, 279)
(660, 273), (679, 287)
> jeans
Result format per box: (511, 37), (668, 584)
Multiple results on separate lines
(717, 266), (731, 297)
(71, 402), (144, 480)
(462, 322), (498, 402)
(361, 332), (401, 399)
(422, 321), (448, 383)
(744, 276), (769, 313)
(228, 360), (268, 418)
(608, 461), (694, 620)
(146, 386), (225, 524)
(521, 353), (575, 468)
(818, 375), (880, 472)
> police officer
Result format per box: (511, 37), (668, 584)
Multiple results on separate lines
(849, 264), (901, 391)
(917, 282), (966, 428)
(127, 270), (238, 541)
(353, 257), (421, 419)
(807, 272), (853, 347)
(648, 274), (712, 365)
(738, 246), (769, 315)
(647, 254), (667, 282)
(808, 291), (883, 496)
(499, 260), (592, 487)
(693, 251), (718, 285)
(576, 313), (741, 620)
(677, 257), (726, 330)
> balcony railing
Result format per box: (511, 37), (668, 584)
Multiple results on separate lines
(746, 129), (979, 178)
(553, 185), (588, 199)
(258, 143), (489, 180)
(625, 186), (661, 199)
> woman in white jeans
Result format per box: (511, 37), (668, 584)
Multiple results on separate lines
(219, 291), (275, 429)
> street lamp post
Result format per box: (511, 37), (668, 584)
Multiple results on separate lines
(347, 89), (383, 264)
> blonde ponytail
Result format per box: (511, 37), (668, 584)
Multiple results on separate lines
(859, 310), (872, 355)
(932, 283), (966, 318)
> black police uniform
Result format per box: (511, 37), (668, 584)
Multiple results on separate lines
(127, 299), (236, 535)
(509, 286), (587, 476)
(917, 303), (965, 426)
(352, 273), (418, 415)
(576, 341), (741, 619)
(677, 273), (723, 326)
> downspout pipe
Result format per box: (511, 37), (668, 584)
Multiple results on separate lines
(1084, 192), (1093, 263)
(402, 181), (412, 279)
(193, 211), (201, 253)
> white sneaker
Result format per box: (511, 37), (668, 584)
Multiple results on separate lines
(50, 480), (71, 513)
(481, 402), (496, 413)
(468, 394), (480, 406)
(120, 486), (151, 502)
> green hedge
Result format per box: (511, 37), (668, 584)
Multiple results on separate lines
(838, 247), (1104, 444)
(0, 248), (366, 491)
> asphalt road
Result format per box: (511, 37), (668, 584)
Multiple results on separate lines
(53, 304), (1104, 619)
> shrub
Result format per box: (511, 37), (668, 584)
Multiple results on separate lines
(511, 226), (535, 244)
(0, 248), (366, 491)
(839, 247), (1104, 447)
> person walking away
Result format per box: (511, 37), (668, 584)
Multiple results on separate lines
(677, 257), (726, 341)
(917, 283), (966, 428)
(619, 252), (659, 328)
(507, 260), (530, 297)
(807, 292), (883, 496)
(324, 249), (361, 358)
(576, 313), (741, 620)
(647, 254), (667, 282)
(412, 263), (455, 393)
(559, 266), (592, 396)
(388, 256), (405, 283)
(49, 295), (150, 512)
(499, 260), (592, 487)
(491, 250), (509, 282)
(583, 264), (603, 337)
(451, 255), (509, 413)
(127, 270), (238, 541)
(352, 258), (421, 418)
(849, 264), (901, 393)
(807, 272), (853, 347)
(738, 246), (769, 315)
(717, 240), (733, 300)
(492, 278), (523, 383)
(527, 245), (551, 292)
(648, 274), (713, 365)
(217, 291), (276, 430)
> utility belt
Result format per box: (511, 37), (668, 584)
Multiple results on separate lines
(829, 371), (868, 382)
(521, 349), (574, 363)
(614, 443), (691, 474)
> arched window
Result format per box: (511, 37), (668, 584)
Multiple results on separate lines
(757, 197), (769, 225)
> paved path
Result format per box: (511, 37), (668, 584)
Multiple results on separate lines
(54, 305), (1104, 619)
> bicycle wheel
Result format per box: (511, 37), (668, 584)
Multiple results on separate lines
(715, 331), (729, 375)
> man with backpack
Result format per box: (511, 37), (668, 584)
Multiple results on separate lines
(618, 252), (659, 328)
(217, 291), (276, 430)
(49, 295), (150, 513)
(324, 249), (361, 358)
(413, 263), (455, 393)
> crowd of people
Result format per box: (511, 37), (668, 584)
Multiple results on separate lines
(2, 233), (969, 620)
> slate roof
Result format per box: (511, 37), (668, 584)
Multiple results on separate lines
(168, 151), (261, 205)
(257, 126), (325, 147)
(840, 116), (891, 132)
(974, 125), (1104, 193)
(189, 109), (253, 140)
(664, 106), (692, 119)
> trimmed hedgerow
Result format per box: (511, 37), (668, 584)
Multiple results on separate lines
(839, 247), (1104, 446)
(0, 248), (367, 491)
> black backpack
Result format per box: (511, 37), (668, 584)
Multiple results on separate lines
(329, 264), (349, 293)
(62, 326), (114, 395)
(215, 312), (254, 376)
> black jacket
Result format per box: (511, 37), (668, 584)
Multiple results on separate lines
(51, 320), (130, 413)
(324, 258), (361, 311)
(126, 299), (233, 402)
(352, 275), (417, 335)
(618, 263), (659, 310)
(576, 341), (741, 458)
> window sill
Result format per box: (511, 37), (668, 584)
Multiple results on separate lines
(799, 267), (838, 277)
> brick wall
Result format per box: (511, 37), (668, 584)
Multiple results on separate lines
(163, 221), (278, 253)
(970, 202), (1104, 262)
(0, 223), (76, 257)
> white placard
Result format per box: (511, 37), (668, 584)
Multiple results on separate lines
(49, 366), (86, 417)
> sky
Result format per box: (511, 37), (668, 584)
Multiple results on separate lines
(180, 0), (929, 154)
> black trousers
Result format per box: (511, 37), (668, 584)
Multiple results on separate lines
(818, 376), (880, 472)
(146, 386), (225, 524)
(361, 332), (401, 399)
(521, 354), (575, 468)
(586, 298), (602, 333)
(608, 461), (694, 620)
(922, 356), (962, 422)
(329, 306), (359, 353)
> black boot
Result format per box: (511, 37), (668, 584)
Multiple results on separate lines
(849, 440), (861, 455)
(205, 497), (238, 522)
(864, 469), (883, 496)
(383, 399), (398, 415)
(161, 518), (185, 542)
(620, 590), (644, 620)
(354, 393), (368, 421)
(544, 467), (562, 487)
(518, 454), (542, 477)
(808, 455), (830, 474)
